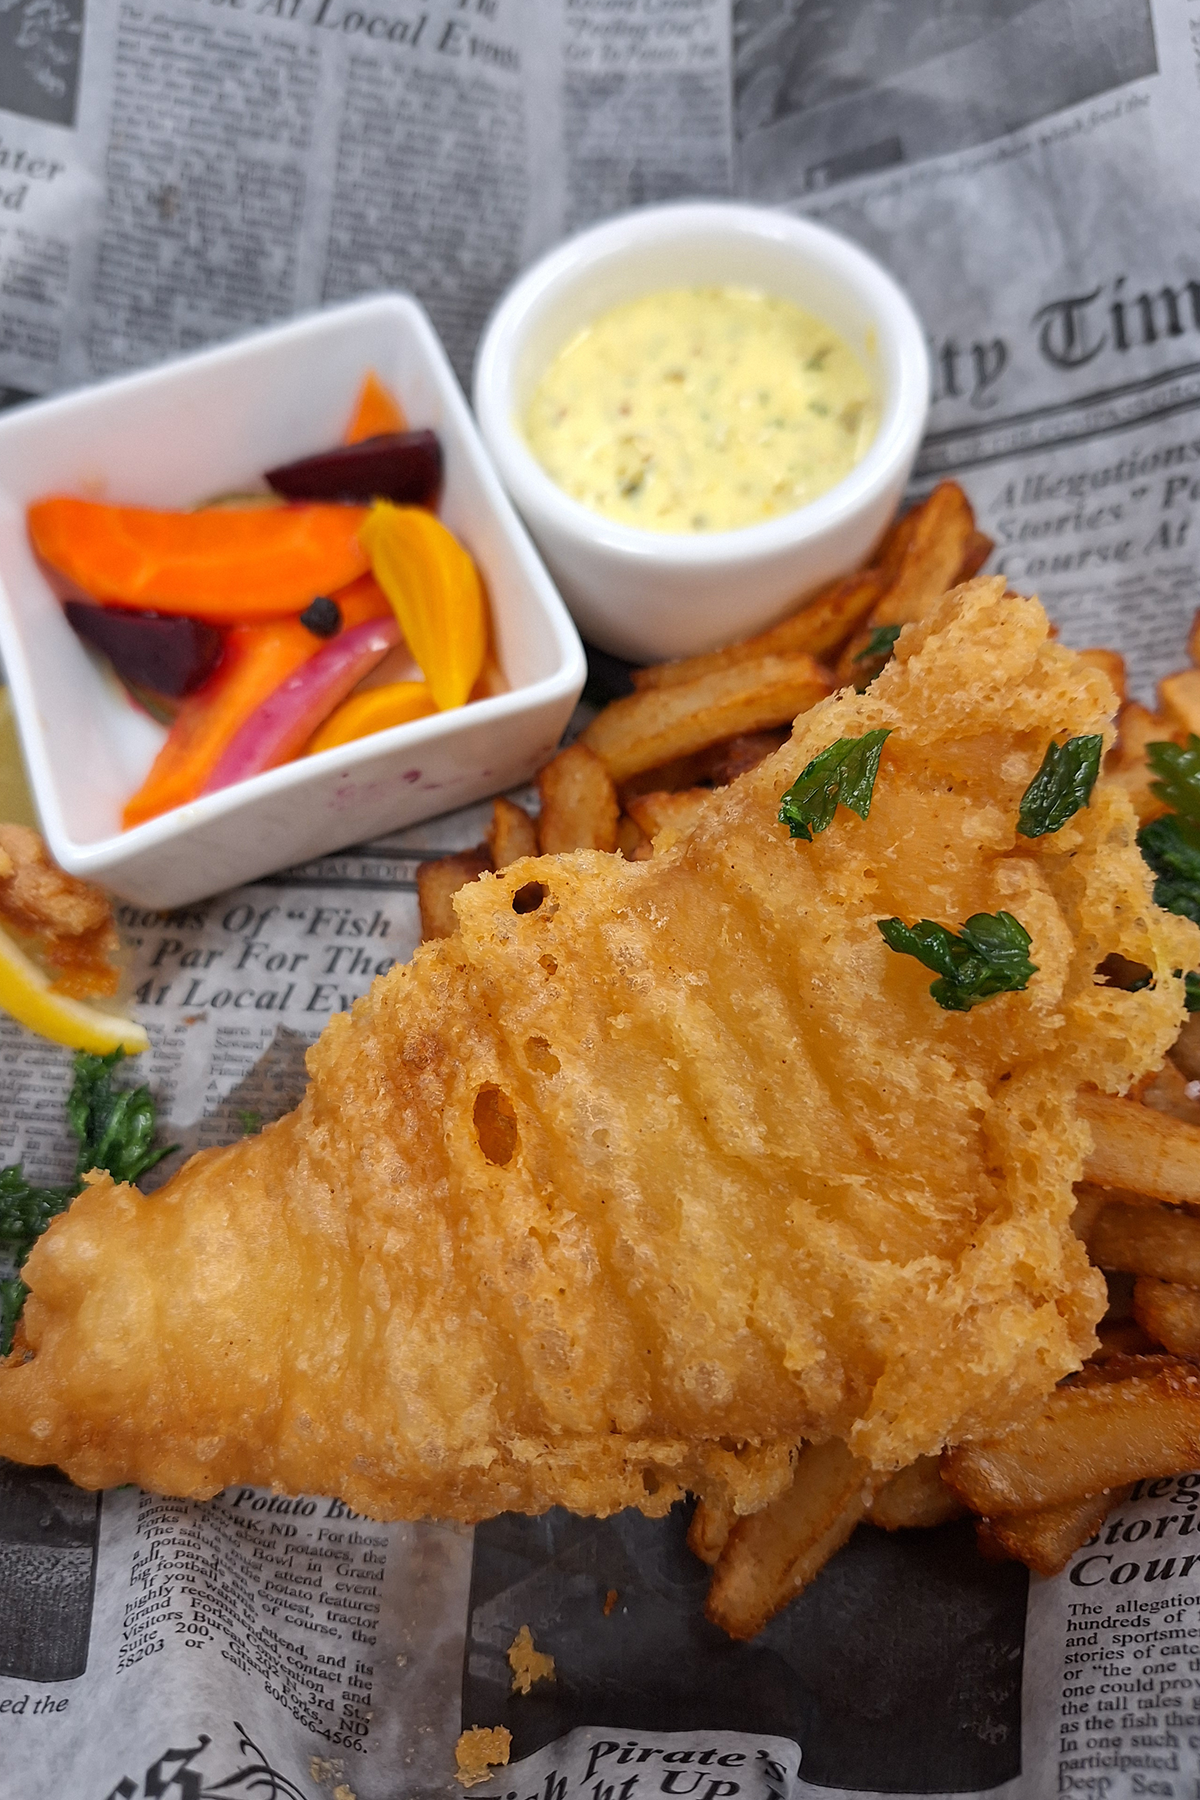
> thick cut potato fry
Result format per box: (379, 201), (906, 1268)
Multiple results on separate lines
(616, 814), (650, 861)
(417, 848), (493, 942)
(487, 797), (538, 870)
(1161, 668), (1200, 738)
(631, 570), (881, 693)
(705, 1440), (878, 1639)
(1076, 648), (1128, 707)
(1172, 1014), (1200, 1082)
(536, 742), (619, 855)
(1088, 1201), (1200, 1283)
(871, 507), (917, 583)
(617, 730), (790, 802)
(956, 529), (994, 583)
(866, 482), (976, 629)
(942, 1362), (1200, 1513)
(979, 1489), (1123, 1578)
(1106, 701), (1175, 825)
(688, 1495), (734, 1566)
(835, 484), (979, 681)
(1135, 1278), (1200, 1356)
(625, 789), (711, 844)
(867, 1456), (964, 1530)
(1080, 1092), (1200, 1209)
(1141, 1058), (1200, 1127)
(1095, 1319), (1160, 1358)
(581, 655), (831, 784)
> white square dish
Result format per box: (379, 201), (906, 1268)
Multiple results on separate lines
(0, 294), (585, 908)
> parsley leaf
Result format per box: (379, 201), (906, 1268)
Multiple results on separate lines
(878, 911), (1038, 1011)
(0, 1049), (175, 1355)
(853, 624), (902, 691)
(854, 624), (901, 664)
(1148, 736), (1200, 823)
(0, 1278), (27, 1358)
(1138, 812), (1200, 926)
(67, 1048), (176, 1186)
(779, 729), (892, 842)
(1017, 735), (1104, 838)
(0, 1167), (74, 1358)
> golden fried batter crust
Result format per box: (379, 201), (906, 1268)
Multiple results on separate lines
(1, 582), (1193, 1519)
(0, 822), (119, 998)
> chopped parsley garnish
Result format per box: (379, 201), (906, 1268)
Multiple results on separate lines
(1017, 735), (1103, 838)
(853, 624), (902, 691)
(1138, 741), (1200, 972)
(854, 624), (902, 665)
(1139, 813), (1200, 925)
(0, 1049), (175, 1355)
(1147, 736), (1200, 821)
(878, 911), (1038, 1012)
(778, 729), (891, 842)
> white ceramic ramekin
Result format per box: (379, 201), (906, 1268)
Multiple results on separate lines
(474, 202), (930, 664)
(0, 295), (585, 908)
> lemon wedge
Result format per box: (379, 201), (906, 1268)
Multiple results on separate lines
(0, 921), (148, 1055)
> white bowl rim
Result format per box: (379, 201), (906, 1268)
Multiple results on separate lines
(0, 291), (585, 878)
(474, 200), (931, 569)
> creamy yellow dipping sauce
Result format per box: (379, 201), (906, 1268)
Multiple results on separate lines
(523, 285), (879, 534)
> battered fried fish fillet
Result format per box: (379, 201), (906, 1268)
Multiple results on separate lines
(1, 581), (1194, 1522)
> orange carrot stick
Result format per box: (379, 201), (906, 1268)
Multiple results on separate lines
(344, 372), (407, 443)
(29, 498), (370, 622)
(121, 574), (392, 828)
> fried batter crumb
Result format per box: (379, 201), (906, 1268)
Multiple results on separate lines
(0, 823), (120, 998)
(455, 1726), (512, 1787)
(603, 1589), (618, 1616)
(507, 1623), (555, 1694)
(309, 1756), (343, 1783)
(333, 1787), (356, 1800)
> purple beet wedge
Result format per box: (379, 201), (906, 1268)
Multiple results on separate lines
(264, 430), (442, 507)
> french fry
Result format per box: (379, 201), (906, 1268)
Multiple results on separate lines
(486, 797), (538, 869)
(942, 1360), (1200, 1514)
(705, 1440), (878, 1640)
(871, 506), (918, 584)
(1088, 1200), (1200, 1284)
(1135, 1278), (1200, 1356)
(956, 529), (994, 583)
(1172, 1013), (1200, 1083)
(867, 1456), (964, 1531)
(616, 814), (650, 861)
(617, 730), (791, 803)
(1161, 667), (1200, 738)
(1105, 700), (1174, 824)
(1094, 1318), (1161, 1359)
(688, 1495), (734, 1567)
(581, 655), (831, 785)
(1080, 1091), (1200, 1209)
(866, 481), (977, 629)
(978, 1489), (1125, 1578)
(536, 742), (619, 854)
(1142, 1058), (1200, 1127)
(625, 789), (711, 844)
(631, 569), (881, 693)
(1076, 647), (1128, 707)
(417, 847), (493, 942)
(834, 483), (978, 681)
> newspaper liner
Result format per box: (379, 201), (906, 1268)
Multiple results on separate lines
(6, 0), (1200, 1792)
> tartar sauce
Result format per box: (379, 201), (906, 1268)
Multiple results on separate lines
(523, 286), (879, 534)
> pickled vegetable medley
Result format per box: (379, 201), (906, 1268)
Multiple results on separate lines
(27, 374), (494, 829)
